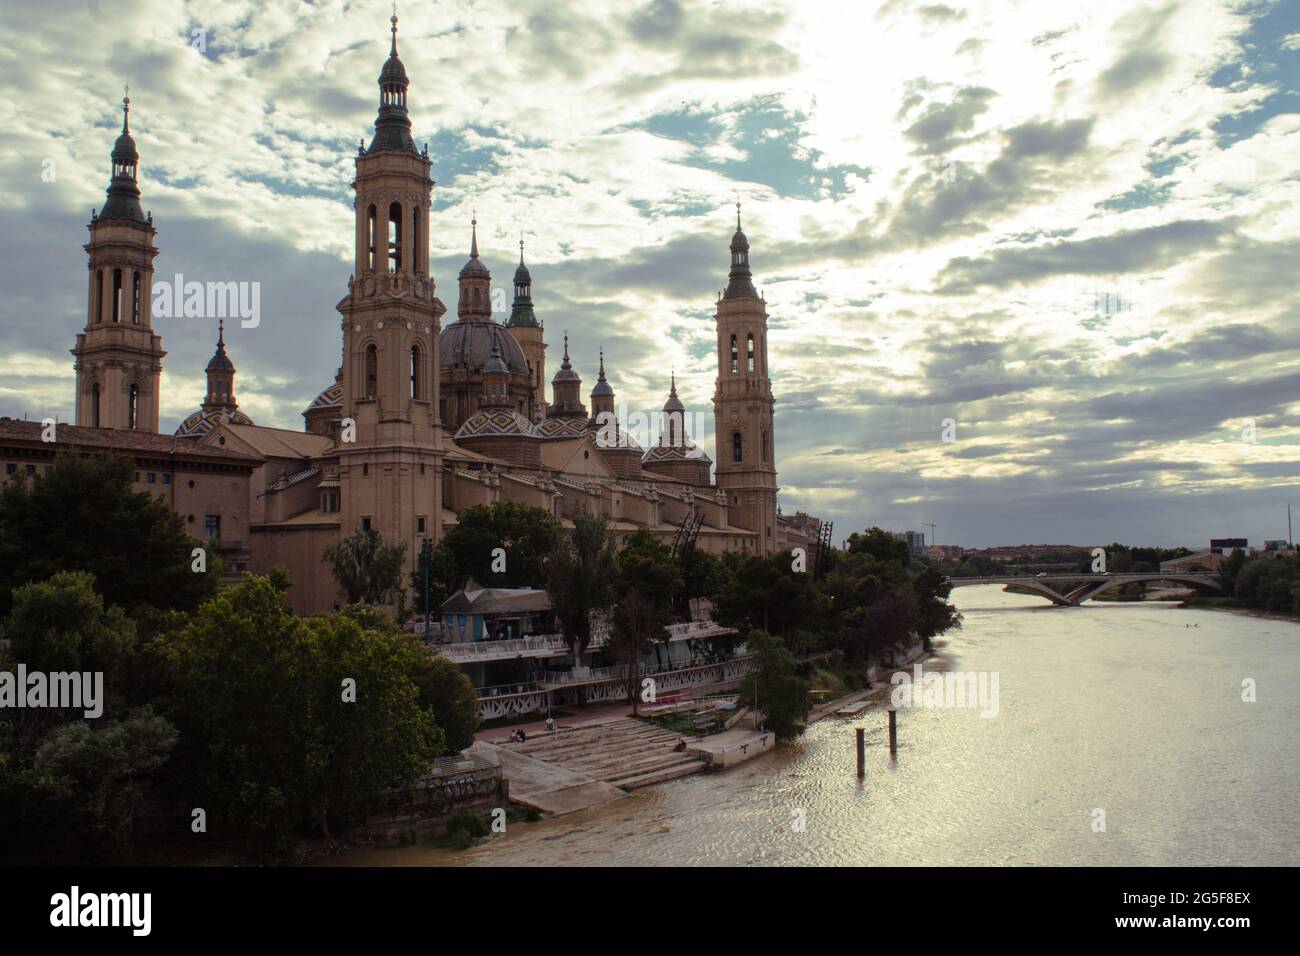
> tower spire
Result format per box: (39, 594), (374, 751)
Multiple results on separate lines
(368, 9), (417, 155)
(470, 214), (479, 259)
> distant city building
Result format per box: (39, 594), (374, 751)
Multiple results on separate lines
(895, 530), (925, 556)
(1209, 538), (1248, 555)
(928, 544), (965, 561)
(1264, 540), (1288, 551)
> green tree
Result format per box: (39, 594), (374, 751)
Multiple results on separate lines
(545, 509), (617, 660)
(911, 564), (961, 651)
(712, 551), (821, 638)
(0, 455), (217, 618)
(325, 526), (407, 606)
(156, 574), (442, 845)
(607, 530), (680, 713)
(341, 607), (481, 753)
(738, 629), (810, 739)
(845, 527), (910, 565)
(33, 706), (177, 857)
(1, 571), (137, 745)
(439, 502), (562, 589)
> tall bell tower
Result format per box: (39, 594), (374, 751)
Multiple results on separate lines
(337, 14), (445, 567)
(712, 204), (777, 554)
(73, 92), (165, 431)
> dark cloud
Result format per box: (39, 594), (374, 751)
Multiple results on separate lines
(935, 219), (1235, 294)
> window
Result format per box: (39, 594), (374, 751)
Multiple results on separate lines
(730, 335), (738, 373)
(146, 472), (156, 484)
(4, 463), (14, 475)
(419, 463), (425, 476)
(91, 383), (101, 428)
(388, 201), (403, 272)
(26, 465), (36, 476)
(762, 430), (770, 463)
(412, 208), (420, 269)
(417, 516), (426, 534)
(360, 516), (372, 532)
(95, 270), (103, 323)
(362, 463), (369, 477)
(439, 398), (447, 421)
(204, 515), (220, 540)
(128, 384), (140, 429)
(367, 205), (377, 270)
(111, 268), (123, 322)
(132, 271), (141, 324)
(747, 334), (755, 373)
(410, 345), (421, 399)
(162, 474), (171, 484)
(732, 432), (742, 463)
(365, 344), (378, 398)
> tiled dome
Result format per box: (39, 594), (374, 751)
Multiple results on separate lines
(455, 408), (539, 440)
(175, 407), (254, 439)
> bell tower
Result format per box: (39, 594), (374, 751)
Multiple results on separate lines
(712, 204), (777, 554)
(337, 14), (445, 568)
(73, 92), (165, 432)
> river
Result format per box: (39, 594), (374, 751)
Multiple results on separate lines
(338, 587), (1300, 866)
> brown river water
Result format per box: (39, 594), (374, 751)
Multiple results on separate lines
(336, 586), (1299, 866)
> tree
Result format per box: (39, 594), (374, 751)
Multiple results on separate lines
(738, 629), (810, 739)
(325, 526), (407, 606)
(712, 551), (821, 638)
(440, 502), (562, 589)
(607, 531), (680, 714)
(545, 509), (617, 660)
(342, 606), (482, 752)
(845, 527), (910, 565)
(156, 574), (442, 845)
(33, 706), (177, 857)
(1, 571), (137, 746)
(0, 455), (217, 618)
(911, 564), (961, 651)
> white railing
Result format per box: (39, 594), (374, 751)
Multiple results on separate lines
(437, 634), (569, 662)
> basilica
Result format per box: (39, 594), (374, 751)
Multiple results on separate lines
(0, 16), (820, 616)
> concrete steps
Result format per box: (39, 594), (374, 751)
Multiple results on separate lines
(500, 717), (707, 792)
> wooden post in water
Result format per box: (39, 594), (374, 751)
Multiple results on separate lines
(888, 708), (897, 755)
(855, 727), (865, 777)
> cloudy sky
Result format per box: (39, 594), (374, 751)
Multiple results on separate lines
(1, 0), (1296, 548)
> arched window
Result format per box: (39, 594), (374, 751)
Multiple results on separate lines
(762, 430), (770, 463)
(472, 287), (480, 306)
(730, 335), (738, 373)
(410, 344), (421, 399)
(132, 271), (142, 324)
(366, 205), (377, 270)
(668, 415), (677, 448)
(92, 383), (101, 428)
(111, 268), (123, 323)
(128, 384), (140, 429)
(732, 431), (742, 463)
(365, 344), (378, 399)
(95, 270), (103, 323)
(412, 209), (421, 270)
(388, 201), (403, 272)
(747, 333), (755, 373)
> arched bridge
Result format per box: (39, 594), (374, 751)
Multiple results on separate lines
(945, 572), (1222, 607)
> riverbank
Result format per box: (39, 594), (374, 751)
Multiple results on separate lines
(1178, 598), (1300, 623)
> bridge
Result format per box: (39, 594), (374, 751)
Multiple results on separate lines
(945, 572), (1222, 607)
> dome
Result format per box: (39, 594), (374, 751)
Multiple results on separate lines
(643, 442), (710, 464)
(175, 407), (254, 440)
(590, 379), (614, 398)
(456, 408), (539, 440)
(537, 416), (590, 440)
(439, 320), (529, 372)
(305, 381), (342, 414)
(459, 256), (490, 279)
(112, 130), (139, 165)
